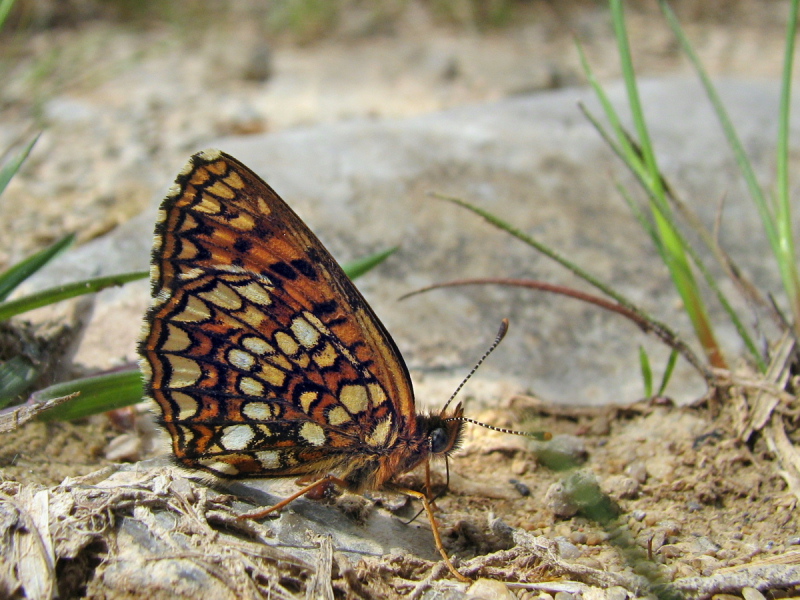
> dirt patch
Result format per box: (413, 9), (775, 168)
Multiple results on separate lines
(2, 385), (798, 598)
(0, 419), (117, 486)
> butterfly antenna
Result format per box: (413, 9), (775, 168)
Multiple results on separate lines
(447, 416), (551, 440)
(440, 318), (552, 441)
(440, 318), (509, 414)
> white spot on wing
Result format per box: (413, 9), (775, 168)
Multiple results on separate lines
(239, 376), (264, 397)
(243, 402), (272, 420)
(291, 316), (320, 349)
(221, 424), (255, 450)
(256, 450), (281, 469)
(300, 422), (326, 446)
(198, 458), (239, 476)
(366, 416), (393, 447)
(339, 384), (368, 414)
(229, 348), (256, 371)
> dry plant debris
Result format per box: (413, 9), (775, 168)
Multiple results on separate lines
(2, 366), (800, 599)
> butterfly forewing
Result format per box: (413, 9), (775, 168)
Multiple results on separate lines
(140, 149), (416, 479)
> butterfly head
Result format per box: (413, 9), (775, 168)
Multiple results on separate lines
(417, 402), (465, 458)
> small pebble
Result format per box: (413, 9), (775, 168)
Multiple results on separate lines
(544, 481), (579, 518)
(509, 478), (531, 497)
(606, 586), (628, 600)
(488, 514), (515, 541)
(624, 460), (648, 483)
(465, 578), (515, 600)
(717, 549), (735, 561)
(631, 510), (646, 522)
(690, 536), (721, 556)
(693, 555), (722, 575)
(660, 544), (682, 558)
(658, 520), (681, 536)
(649, 529), (667, 552)
(104, 433), (142, 462)
(741, 587), (766, 600)
(602, 474), (639, 499)
(586, 532), (608, 545)
(516, 592), (537, 600)
(555, 537), (581, 559)
(533, 434), (587, 469)
(569, 531), (588, 544)
(576, 413), (610, 436)
(510, 457), (529, 476)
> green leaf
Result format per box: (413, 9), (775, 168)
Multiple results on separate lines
(342, 246), (398, 280)
(657, 349), (679, 396)
(34, 368), (143, 422)
(0, 133), (39, 198)
(0, 355), (40, 409)
(638, 346), (653, 398)
(0, 270), (148, 322)
(0, 233), (75, 302)
(0, 0), (18, 32)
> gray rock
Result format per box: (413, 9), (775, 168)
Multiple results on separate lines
(226, 478), (440, 562)
(23, 78), (791, 407)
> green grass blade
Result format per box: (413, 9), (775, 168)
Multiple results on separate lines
(34, 368), (143, 422)
(610, 0), (662, 196)
(615, 181), (663, 254)
(576, 42), (649, 186)
(659, 0), (800, 336)
(775, 0), (800, 330)
(0, 271), (148, 321)
(342, 246), (398, 280)
(0, 355), (40, 409)
(0, 0), (17, 31)
(593, 0), (726, 369)
(584, 108), (762, 369)
(0, 133), (39, 198)
(436, 193), (718, 381)
(438, 193), (629, 304)
(776, 0), (798, 229)
(659, 225), (724, 367)
(674, 223), (766, 371)
(0, 233), (75, 301)
(639, 346), (653, 398)
(657, 349), (679, 396)
(658, 1), (776, 244)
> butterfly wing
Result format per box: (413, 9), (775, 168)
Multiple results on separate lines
(139, 149), (417, 481)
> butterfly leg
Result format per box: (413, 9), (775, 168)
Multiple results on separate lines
(424, 460), (441, 512)
(238, 474), (349, 520)
(397, 487), (471, 583)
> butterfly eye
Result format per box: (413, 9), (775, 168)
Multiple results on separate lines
(430, 427), (450, 454)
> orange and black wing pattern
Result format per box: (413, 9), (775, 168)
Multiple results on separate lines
(139, 149), (418, 485)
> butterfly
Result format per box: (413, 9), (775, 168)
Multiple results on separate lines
(139, 149), (532, 583)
